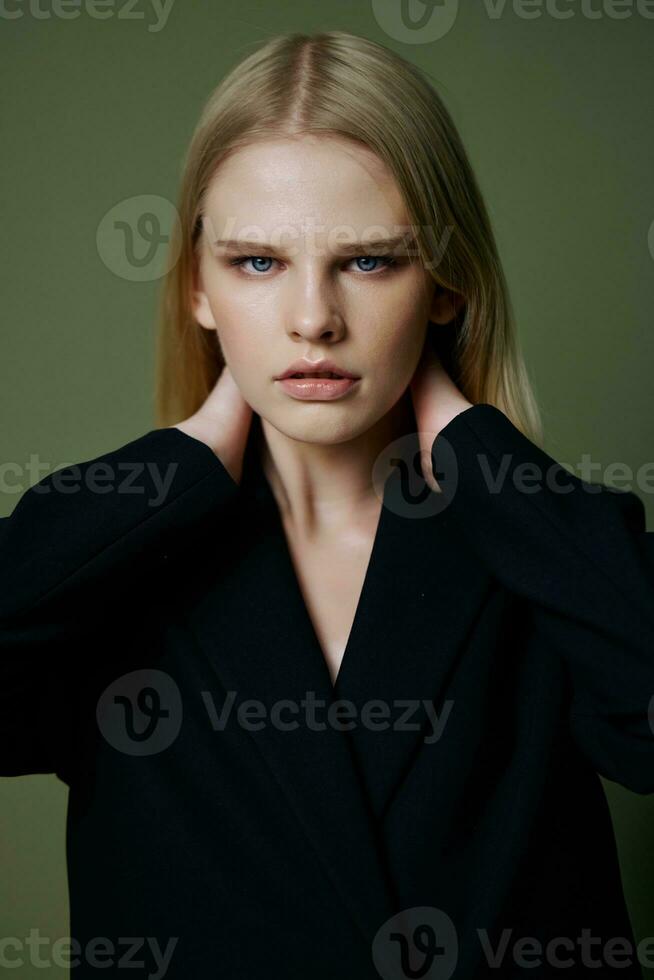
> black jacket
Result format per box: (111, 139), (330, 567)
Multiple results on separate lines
(1, 403), (653, 979)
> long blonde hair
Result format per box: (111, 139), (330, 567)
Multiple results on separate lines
(154, 30), (542, 444)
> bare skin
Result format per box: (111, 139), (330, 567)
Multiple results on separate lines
(174, 343), (472, 685)
(173, 364), (254, 485)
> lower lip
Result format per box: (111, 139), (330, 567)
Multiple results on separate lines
(275, 376), (360, 400)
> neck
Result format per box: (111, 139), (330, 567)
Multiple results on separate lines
(258, 390), (415, 535)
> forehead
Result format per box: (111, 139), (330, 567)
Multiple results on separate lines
(202, 135), (410, 243)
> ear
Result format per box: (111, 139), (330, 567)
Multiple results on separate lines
(429, 285), (466, 325)
(193, 289), (217, 330)
(191, 255), (218, 330)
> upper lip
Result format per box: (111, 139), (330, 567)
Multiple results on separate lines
(275, 358), (360, 380)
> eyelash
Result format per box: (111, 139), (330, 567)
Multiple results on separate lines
(228, 255), (398, 275)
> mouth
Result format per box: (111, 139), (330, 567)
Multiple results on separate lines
(275, 372), (360, 401)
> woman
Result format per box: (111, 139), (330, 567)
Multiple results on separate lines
(2, 30), (652, 980)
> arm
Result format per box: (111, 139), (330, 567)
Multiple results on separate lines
(0, 425), (241, 777)
(431, 403), (654, 794)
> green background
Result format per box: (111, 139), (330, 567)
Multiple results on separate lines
(1, 1), (653, 976)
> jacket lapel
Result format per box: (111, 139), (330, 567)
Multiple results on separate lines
(184, 419), (493, 944)
(332, 469), (495, 821)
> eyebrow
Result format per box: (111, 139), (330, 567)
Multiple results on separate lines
(210, 234), (418, 257)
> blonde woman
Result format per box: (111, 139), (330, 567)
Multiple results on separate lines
(2, 31), (652, 980)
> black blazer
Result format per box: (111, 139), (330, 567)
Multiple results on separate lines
(1, 404), (653, 979)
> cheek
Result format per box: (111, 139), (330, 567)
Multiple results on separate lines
(365, 305), (427, 384)
(359, 272), (430, 358)
(211, 304), (275, 404)
(206, 284), (262, 358)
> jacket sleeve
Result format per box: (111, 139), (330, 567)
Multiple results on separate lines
(0, 426), (240, 777)
(431, 403), (654, 795)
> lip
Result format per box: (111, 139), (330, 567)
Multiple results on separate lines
(275, 376), (360, 401)
(274, 357), (360, 381)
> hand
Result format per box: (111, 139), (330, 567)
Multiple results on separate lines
(172, 364), (253, 484)
(409, 336), (472, 492)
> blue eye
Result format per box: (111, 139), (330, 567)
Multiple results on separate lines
(354, 256), (395, 272)
(229, 254), (397, 275)
(231, 256), (274, 273)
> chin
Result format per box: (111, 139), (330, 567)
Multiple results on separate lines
(262, 409), (374, 447)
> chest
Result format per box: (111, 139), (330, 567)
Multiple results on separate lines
(280, 512), (380, 686)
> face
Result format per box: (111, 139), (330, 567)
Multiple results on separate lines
(193, 134), (450, 445)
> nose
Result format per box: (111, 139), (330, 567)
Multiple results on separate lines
(284, 267), (346, 343)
